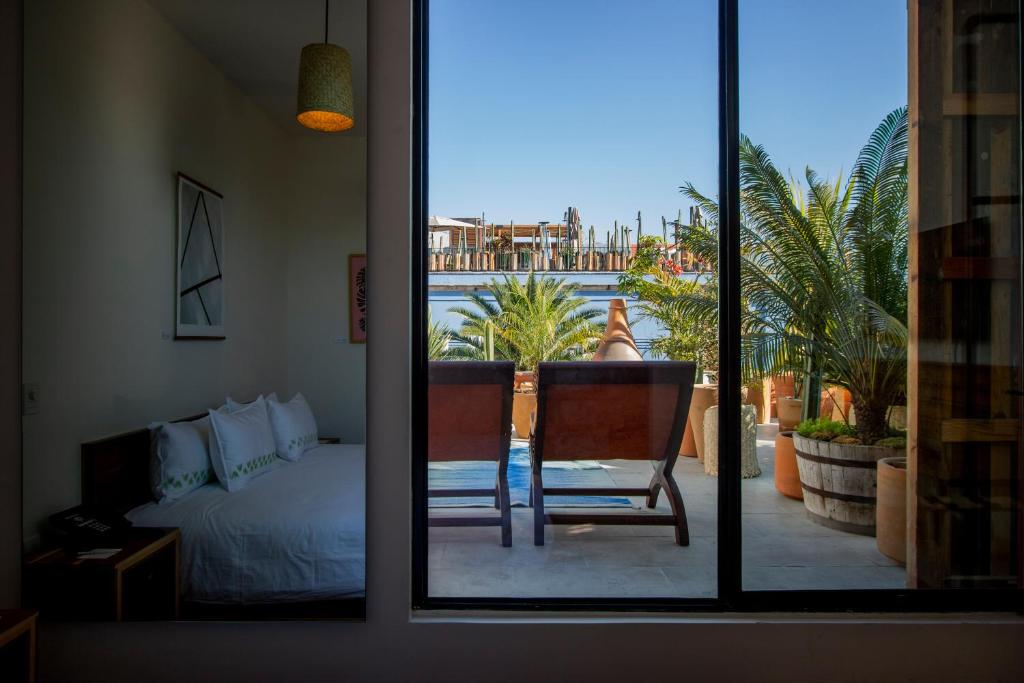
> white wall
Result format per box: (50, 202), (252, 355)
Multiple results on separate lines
(285, 136), (367, 443)
(21, 0), (367, 540)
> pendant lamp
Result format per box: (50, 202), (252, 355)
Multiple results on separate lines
(296, 0), (354, 132)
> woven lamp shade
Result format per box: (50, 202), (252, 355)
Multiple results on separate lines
(296, 43), (354, 132)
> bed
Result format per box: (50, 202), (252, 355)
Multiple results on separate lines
(81, 422), (365, 613)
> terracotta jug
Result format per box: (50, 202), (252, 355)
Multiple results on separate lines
(593, 299), (642, 361)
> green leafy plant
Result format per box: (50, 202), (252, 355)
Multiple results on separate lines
(668, 108), (909, 443)
(427, 306), (455, 360)
(795, 418), (856, 441)
(449, 272), (604, 372)
(619, 236), (718, 379)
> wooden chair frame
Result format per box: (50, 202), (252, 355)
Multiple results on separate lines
(530, 361), (696, 547)
(428, 361), (515, 547)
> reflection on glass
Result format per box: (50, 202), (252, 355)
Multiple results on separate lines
(739, 0), (1021, 592)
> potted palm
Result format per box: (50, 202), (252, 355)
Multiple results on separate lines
(668, 107), (909, 531)
(448, 272), (604, 438)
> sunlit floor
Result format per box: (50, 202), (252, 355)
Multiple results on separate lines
(427, 423), (906, 598)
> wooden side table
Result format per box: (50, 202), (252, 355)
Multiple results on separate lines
(0, 609), (37, 683)
(24, 527), (180, 622)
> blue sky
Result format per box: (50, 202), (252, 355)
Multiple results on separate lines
(428, 0), (907, 232)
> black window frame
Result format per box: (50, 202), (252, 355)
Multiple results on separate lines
(411, 0), (1024, 613)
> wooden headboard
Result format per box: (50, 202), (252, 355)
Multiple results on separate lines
(81, 414), (205, 515)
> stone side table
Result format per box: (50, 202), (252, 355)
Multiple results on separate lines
(702, 404), (761, 478)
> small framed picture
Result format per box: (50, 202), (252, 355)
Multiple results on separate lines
(176, 173), (225, 339)
(349, 253), (367, 343)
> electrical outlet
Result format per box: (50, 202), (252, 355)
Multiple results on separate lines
(22, 382), (40, 415)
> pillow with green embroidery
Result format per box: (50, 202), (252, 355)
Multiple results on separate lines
(266, 393), (319, 462)
(149, 416), (216, 503)
(208, 396), (279, 492)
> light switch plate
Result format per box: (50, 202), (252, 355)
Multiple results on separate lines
(22, 382), (40, 415)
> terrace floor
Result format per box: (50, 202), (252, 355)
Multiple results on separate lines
(428, 423), (906, 598)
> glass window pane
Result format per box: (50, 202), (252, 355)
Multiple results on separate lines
(739, 0), (1022, 592)
(425, 0), (718, 600)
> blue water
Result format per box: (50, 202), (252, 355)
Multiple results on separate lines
(429, 443), (634, 508)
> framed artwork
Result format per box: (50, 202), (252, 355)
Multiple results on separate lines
(349, 253), (367, 343)
(176, 173), (225, 339)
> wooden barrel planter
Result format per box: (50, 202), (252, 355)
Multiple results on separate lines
(792, 433), (904, 536)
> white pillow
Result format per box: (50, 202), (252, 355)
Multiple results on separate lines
(208, 397), (278, 492)
(266, 393), (319, 462)
(226, 393), (278, 413)
(149, 417), (215, 502)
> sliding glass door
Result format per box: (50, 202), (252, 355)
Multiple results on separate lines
(413, 0), (1023, 610)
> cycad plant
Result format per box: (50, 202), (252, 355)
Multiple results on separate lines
(669, 107), (908, 443)
(449, 272), (604, 372)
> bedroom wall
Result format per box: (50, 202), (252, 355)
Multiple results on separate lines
(21, 0), (292, 542)
(284, 136), (367, 443)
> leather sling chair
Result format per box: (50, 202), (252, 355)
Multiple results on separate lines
(529, 361), (696, 546)
(428, 361), (515, 547)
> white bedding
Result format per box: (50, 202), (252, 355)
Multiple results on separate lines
(127, 444), (365, 604)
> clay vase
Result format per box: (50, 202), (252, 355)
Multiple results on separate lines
(513, 370), (535, 392)
(593, 299), (642, 361)
(744, 381), (765, 424)
(777, 397), (802, 432)
(689, 384), (718, 462)
(679, 417), (698, 457)
(774, 431), (802, 500)
(770, 375), (796, 418)
(511, 392), (537, 440)
(876, 457), (907, 564)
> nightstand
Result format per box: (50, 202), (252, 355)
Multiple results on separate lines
(24, 527), (180, 622)
(318, 437), (341, 444)
(0, 610), (37, 683)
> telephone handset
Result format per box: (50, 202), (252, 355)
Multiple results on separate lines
(48, 505), (132, 545)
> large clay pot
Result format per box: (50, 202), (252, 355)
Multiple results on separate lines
(744, 381), (765, 424)
(511, 392), (536, 439)
(770, 375), (796, 418)
(513, 370), (535, 392)
(679, 416), (698, 457)
(774, 431), (802, 499)
(592, 299), (642, 361)
(876, 457), (907, 564)
(793, 433), (904, 536)
(688, 384), (718, 462)
(777, 397), (802, 432)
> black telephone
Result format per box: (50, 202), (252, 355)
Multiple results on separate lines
(48, 505), (132, 546)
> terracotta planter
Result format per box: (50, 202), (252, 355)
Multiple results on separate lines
(744, 381), (765, 424)
(511, 392), (536, 440)
(777, 397), (802, 432)
(679, 415), (698, 457)
(774, 431), (802, 499)
(688, 384), (718, 462)
(793, 433), (904, 536)
(592, 299), (642, 361)
(876, 457), (907, 564)
(513, 370), (535, 392)
(770, 375), (796, 418)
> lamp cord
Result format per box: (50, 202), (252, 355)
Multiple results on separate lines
(324, 0), (329, 43)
